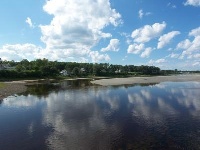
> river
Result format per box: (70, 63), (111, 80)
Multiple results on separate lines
(0, 80), (200, 149)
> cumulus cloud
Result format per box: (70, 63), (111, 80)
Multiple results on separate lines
(127, 43), (145, 54)
(25, 17), (34, 28)
(184, 0), (200, 6)
(131, 22), (166, 43)
(176, 39), (192, 50)
(101, 39), (120, 52)
(177, 26), (200, 59)
(39, 0), (122, 61)
(0, 44), (42, 61)
(89, 51), (110, 62)
(189, 27), (200, 36)
(157, 31), (180, 49)
(127, 22), (166, 58)
(1, 0), (123, 62)
(140, 47), (153, 58)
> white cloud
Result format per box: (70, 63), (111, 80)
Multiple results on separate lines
(169, 53), (180, 58)
(25, 17), (34, 28)
(89, 51), (110, 62)
(184, 0), (200, 6)
(157, 31), (180, 49)
(193, 54), (200, 58)
(149, 58), (166, 65)
(140, 47), (153, 58)
(0, 44), (90, 62)
(138, 9), (144, 19)
(176, 39), (192, 50)
(138, 9), (151, 19)
(167, 3), (177, 8)
(0, 44), (42, 61)
(193, 62), (200, 66)
(189, 27), (200, 36)
(101, 39), (120, 52)
(131, 22), (166, 43)
(127, 43), (154, 58)
(156, 58), (166, 63)
(177, 27), (200, 60)
(2, 1), (122, 62)
(39, 0), (121, 61)
(127, 43), (145, 54)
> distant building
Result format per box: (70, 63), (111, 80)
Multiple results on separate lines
(80, 68), (85, 72)
(60, 70), (69, 76)
(0, 58), (15, 70)
(115, 69), (121, 73)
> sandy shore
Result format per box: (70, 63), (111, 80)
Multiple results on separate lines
(91, 74), (200, 86)
(0, 79), (56, 100)
(0, 83), (27, 100)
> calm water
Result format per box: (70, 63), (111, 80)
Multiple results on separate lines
(1, 80), (200, 150)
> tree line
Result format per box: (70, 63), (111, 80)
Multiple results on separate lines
(0, 58), (161, 79)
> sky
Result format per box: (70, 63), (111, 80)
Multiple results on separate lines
(0, 0), (200, 70)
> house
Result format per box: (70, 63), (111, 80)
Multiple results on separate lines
(60, 70), (69, 76)
(115, 69), (121, 73)
(0, 58), (15, 70)
(80, 68), (85, 72)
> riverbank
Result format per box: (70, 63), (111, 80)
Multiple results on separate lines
(91, 74), (200, 86)
(0, 82), (27, 100)
(1, 75), (200, 99)
(0, 79), (56, 100)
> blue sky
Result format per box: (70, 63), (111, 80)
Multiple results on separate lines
(0, 0), (200, 70)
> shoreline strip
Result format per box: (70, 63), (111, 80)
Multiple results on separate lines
(91, 75), (200, 86)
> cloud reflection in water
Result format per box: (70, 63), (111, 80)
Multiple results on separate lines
(2, 81), (200, 149)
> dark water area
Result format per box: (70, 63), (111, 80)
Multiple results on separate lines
(1, 80), (200, 150)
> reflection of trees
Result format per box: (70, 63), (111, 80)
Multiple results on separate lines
(0, 99), (3, 105)
(20, 80), (94, 98)
(62, 79), (92, 88)
(23, 84), (61, 98)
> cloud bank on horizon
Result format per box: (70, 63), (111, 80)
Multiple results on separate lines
(0, 0), (200, 70)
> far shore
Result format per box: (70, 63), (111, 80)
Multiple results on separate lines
(91, 74), (200, 86)
(1, 74), (200, 100)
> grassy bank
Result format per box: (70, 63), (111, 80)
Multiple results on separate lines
(0, 82), (6, 88)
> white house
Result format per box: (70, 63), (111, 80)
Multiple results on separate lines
(80, 68), (85, 72)
(60, 70), (69, 76)
(115, 69), (121, 73)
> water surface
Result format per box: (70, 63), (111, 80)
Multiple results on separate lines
(1, 80), (200, 149)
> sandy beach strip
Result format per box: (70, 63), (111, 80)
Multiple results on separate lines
(0, 79), (56, 100)
(91, 74), (200, 86)
(0, 83), (27, 100)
